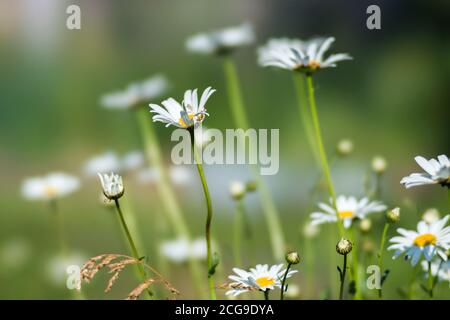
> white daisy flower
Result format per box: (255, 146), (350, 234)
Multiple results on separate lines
(121, 150), (145, 172)
(310, 195), (386, 229)
(258, 37), (352, 73)
(421, 259), (450, 283)
(83, 151), (121, 176)
(21, 173), (80, 201)
(149, 87), (216, 129)
(388, 215), (450, 266)
(400, 155), (450, 189)
(159, 237), (207, 263)
(101, 75), (169, 110)
(97, 172), (124, 200)
(186, 23), (254, 55)
(226, 264), (297, 296)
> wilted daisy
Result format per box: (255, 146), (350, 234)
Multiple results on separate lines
(310, 195), (386, 229)
(400, 155), (449, 188)
(83, 151), (121, 176)
(258, 37), (352, 73)
(149, 87), (216, 129)
(186, 23), (254, 55)
(388, 215), (450, 266)
(101, 75), (169, 110)
(22, 173), (80, 201)
(159, 237), (207, 263)
(226, 264), (297, 296)
(97, 172), (124, 200)
(421, 259), (450, 283)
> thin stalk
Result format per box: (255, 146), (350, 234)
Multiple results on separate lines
(349, 227), (361, 299)
(377, 222), (390, 298)
(428, 261), (433, 299)
(339, 254), (348, 300)
(135, 107), (204, 297)
(114, 199), (153, 298)
(280, 263), (292, 300)
(305, 74), (344, 237)
(191, 130), (216, 300)
(222, 56), (286, 261)
(233, 200), (244, 266)
(120, 196), (146, 254)
(293, 73), (320, 163)
(448, 188), (450, 210)
(264, 290), (270, 300)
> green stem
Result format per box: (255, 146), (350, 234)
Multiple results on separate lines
(135, 107), (204, 297)
(280, 263), (292, 300)
(264, 290), (270, 300)
(349, 227), (361, 299)
(339, 254), (348, 300)
(114, 199), (153, 298)
(377, 223), (390, 298)
(222, 56), (286, 261)
(447, 188), (450, 210)
(191, 131), (216, 300)
(428, 261), (434, 299)
(305, 74), (344, 237)
(233, 200), (244, 266)
(120, 196), (146, 255)
(293, 73), (320, 163)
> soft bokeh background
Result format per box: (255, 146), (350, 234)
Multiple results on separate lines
(0, 0), (449, 299)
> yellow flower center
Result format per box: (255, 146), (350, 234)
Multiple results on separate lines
(308, 60), (321, 70)
(255, 276), (275, 287)
(178, 113), (194, 128)
(413, 233), (437, 247)
(338, 210), (354, 219)
(44, 186), (57, 197)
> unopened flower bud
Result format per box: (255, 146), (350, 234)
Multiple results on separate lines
(386, 207), (400, 224)
(372, 156), (387, 173)
(336, 139), (353, 156)
(229, 181), (246, 200)
(336, 238), (353, 255)
(359, 218), (372, 233)
(285, 251), (300, 265)
(98, 172), (124, 200)
(245, 181), (257, 192)
(302, 223), (319, 239)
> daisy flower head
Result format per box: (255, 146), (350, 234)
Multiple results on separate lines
(22, 172), (80, 201)
(400, 155), (450, 189)
(97, 172), (124, 200)
(149, 87), (216, 129)
(226, 264), (297, 296)
(388, 215), (450, 266)
(310, 195), (386, 229)
(100, 75), (169, 110)
(186, 23), (254, 56)
(258, 37), (352, 73)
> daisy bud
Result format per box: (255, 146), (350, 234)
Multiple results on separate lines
(386, 207), (400, 224)
(98, 172), (124, 200)
(336, 139), (353, 156)
(285, 251), (300, 265)
(302, 223), (319, 239)
(371, 156), (388, 173)
(229, 181), (246, 200)
(336, 238), (353, 255)
(245, 181), (258, 192)
(359, 218), (372, 233)
(422, 208), (440, 225)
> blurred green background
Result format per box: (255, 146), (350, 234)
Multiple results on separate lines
(0, 0), (449, 299)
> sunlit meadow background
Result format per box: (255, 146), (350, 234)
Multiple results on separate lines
(0, 0), (449, 299)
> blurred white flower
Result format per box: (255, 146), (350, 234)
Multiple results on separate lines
(336, 139), (353, 156)
(84, 151), (121, 176)
(372, 156), (388, 173)
(310, 195), (386, 229)
(258, 37), (352, 72)
(137, 167), (161, 185)
(284, 283), (301, 299)
(22, 172), (80, 201)
(160, 237), (207, 263)
(422, 208), (441, 225)
(121, 150), (145, 172)
(150, 87), (216, 128)
(46, 252), (85, 287)
(186, 23), (254, 55)
(98, 172), (124, 200)
(101, 75), (169, 110)
(226, 264), (297, 296)
(0, 238), (31, 271)
(169, 165), (192, 186)
(302, 222), (319, 239)
(421, 259), (450, 283)
(229, 181), (246, 200)
(388, 215), (450, 266)
(400, 155), (449, 188)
